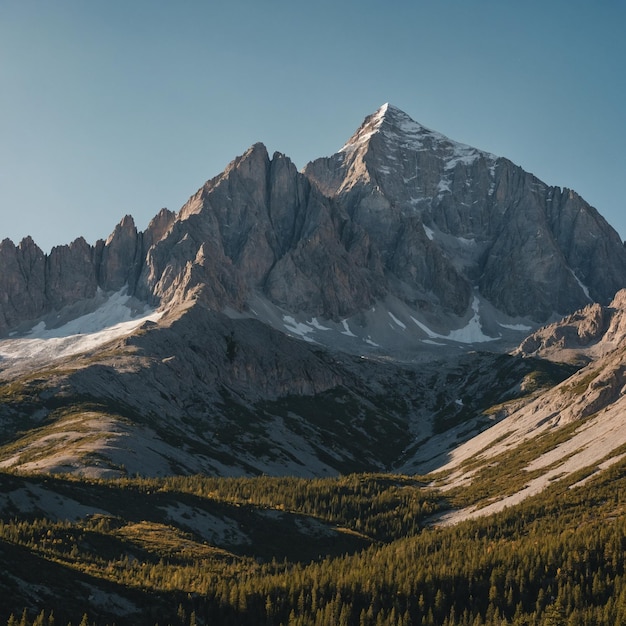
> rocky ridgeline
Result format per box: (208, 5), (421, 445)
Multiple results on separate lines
(305, 105), (626, 320)
(0, 209), (175, 334)
(2, 104), (626, 336)
(516, 288), (626, 363)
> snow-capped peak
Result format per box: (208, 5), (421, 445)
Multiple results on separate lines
(338, 104), (389, 154)
(339, 103), (497, 169)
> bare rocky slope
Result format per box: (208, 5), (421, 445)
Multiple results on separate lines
(402, 288), (626, 522)
(2, 105), (625, 340)
(0, 299), (571, 477)
(0, 104), (625, 482)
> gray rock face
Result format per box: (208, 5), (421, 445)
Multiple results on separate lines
(478, 168), (626, 319)
(0, 237), (47, 331)
(0, 215), (155, 335)
(1, 103), (625, 336)
(516, 288), (626, 363)
(305, 104), (626, 321)
(98, 215), (141, 292)
(46, 237), (98, 309)
(137, 143), (384, 319)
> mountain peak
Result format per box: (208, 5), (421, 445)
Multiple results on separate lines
(338, 103), (434, 151)
(377, 102), (418, 124)
(338, 103), (423, 154)
(339, 104), (496, 168)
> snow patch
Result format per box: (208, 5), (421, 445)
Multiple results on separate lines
(341, 320), (357, 337)
(282, 316), (316, 342)
(309, 318), (331, 331)
(423, 224), (435, 240)
(411, 316), (441, 339)
(456, 236), (476, 247)
(0, 289), (162, 366)
(446, 298), (497, 343)
(444, 151), (481, 171)
(437, 179), (451, 194)
(388, 312), (406, 329)
(570, 269), (592, 301)
(498, 321), (532, 331)
(411, 298), (496, 344)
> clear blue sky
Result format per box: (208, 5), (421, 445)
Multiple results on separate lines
(1, 1), (624, 252)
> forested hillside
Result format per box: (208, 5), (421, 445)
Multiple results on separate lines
(1, 463), (626, 625)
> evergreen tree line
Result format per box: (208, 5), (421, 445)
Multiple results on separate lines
(1, 463), (625, 625)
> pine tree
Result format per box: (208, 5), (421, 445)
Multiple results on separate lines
(542, 602), (566, 626)
(32, 611), (46, 626)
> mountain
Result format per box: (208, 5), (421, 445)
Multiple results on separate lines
(408, 287), (626, 524)
(305, 104), (626, 322)
(2, 296), (569, 478)
(3, 105), (625, 348)
(0, 104), (625, 483)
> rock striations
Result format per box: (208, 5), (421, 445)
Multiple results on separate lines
(2, 104), (625, 338)
(0, 211), (174, 335)
(305, 104), (626, 320)
(1, 104), (626, 480)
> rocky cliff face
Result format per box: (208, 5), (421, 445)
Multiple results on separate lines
(305, 104), (626, 321)
(2, 104), (626, 480)
(516, 288), (626, 364)
(1, 104), (625, 339)
(136, 144), (384, 318)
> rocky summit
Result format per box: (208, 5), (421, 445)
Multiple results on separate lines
(2, 105), (625, 346)
(305, 104), (626, 322)
(0, 104), (625, 480)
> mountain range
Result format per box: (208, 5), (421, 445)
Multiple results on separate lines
(3, 103), (626, 624)
(1, 103), (626, 500)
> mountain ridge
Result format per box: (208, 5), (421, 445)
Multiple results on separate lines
(1, 103), (625, 485)
(305, 105), (626, 322)
(3, 104), (625, 341)
(3, 104), (626, 626)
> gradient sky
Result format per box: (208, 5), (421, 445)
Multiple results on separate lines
(1, 1), (624, 252)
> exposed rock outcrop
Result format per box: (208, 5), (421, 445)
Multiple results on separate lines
(517, 288), (626, 363)
(305, 104), (626, 321)
(46, 237), (98, 310)
(0, 236), (47, 332)
(136, 143), (385, 319)
(2, 104), (625, 337)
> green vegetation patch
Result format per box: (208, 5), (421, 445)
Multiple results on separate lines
(445, 414), (596, 509)
(3, 459), (626, 625)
